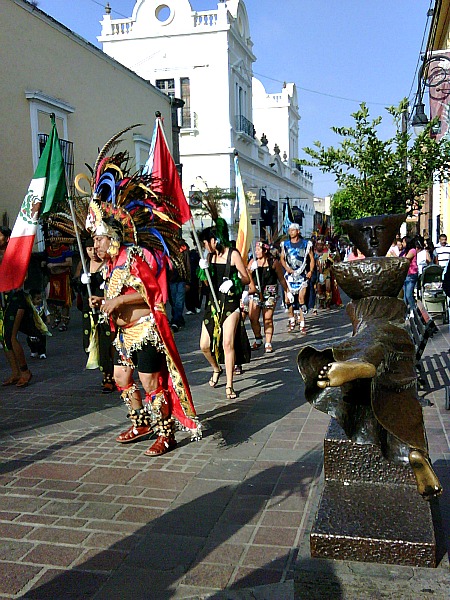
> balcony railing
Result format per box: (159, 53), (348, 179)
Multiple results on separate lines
(235, 115), (255, 138)
(193, 11), (218, 27)
(38, 134), (74, 190)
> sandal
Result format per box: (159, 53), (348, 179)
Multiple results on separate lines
(102, 381), (115, 394)
(102, 375), (115, 394)
(234, 365), (243, 375)
(251, 339), (263, 350)
(209, 368), (223, 387)
(16, 371), (32, 388)
(288, 320), (296, 332)
(226, 386), (238, 400)
(2, 376), (20, 386)
(265, 343), (273, 353)
(116, 425), (153, 443)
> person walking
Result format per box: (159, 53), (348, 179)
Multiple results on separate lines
(280, 223), (315, 333)
(82, 128), (201, 455)
(45, 240), (73, 331)
(400, 236), (418, 312)
(247, 240), (289, 353)
(185, 246), (201, 315)
(433, 233), (450, 267)
(89, 214), (201, 455)
(0, 227), (36, 387)
(74, 238), (115, 393)
(169, 238), (191, 331)
(198, 226), (250, 400)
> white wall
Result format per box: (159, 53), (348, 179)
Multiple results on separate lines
(99, 0), (315, 236)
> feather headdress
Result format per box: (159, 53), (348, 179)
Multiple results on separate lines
(45, 195), (91, 244)
(81, 126), (187, 277)
(196, 186), (232, 246)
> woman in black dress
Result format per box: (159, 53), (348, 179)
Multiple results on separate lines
(198, 227), (250, 399)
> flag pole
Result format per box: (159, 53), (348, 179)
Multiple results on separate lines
(67, 194), (93, 299)
(189, 217), (220, 313)
(250, 240), (264, 303)
(48, 113), (93, 300)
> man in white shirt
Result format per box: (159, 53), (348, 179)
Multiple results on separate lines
(434, 234), (450, 267)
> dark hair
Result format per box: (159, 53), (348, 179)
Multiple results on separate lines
(415, 238), (424, 251)
(29, 288), (42, 299)
(256, 239), (274, 267)
(424, 238), (434, 252)
(256, 239), (270, 252)
(199, 226), (225, 254)
(84, 237), (95, 248)
(401, 236), (415, 254)
(0, 226), (12, 238)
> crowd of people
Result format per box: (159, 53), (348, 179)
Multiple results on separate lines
(3, 202), (450, 460)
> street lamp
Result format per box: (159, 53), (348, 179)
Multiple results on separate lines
(411, 54), (450, 135)
(411, 101), (429, 136)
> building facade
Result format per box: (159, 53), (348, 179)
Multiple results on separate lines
(422, 0), (450, 242)
(98, 0), (314, 238)
(0, 0), (172, 249)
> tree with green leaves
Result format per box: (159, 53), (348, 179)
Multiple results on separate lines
(300, 99), (450, 233)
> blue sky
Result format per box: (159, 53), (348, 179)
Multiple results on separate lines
(36, 0), (432, 197)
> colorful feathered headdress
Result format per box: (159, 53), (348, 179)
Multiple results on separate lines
(48, 124), (188, 276)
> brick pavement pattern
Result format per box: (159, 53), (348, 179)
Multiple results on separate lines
(0, 303), (448, 599)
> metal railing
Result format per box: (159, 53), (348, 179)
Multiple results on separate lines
(235, 115), (255, 138)
(38, 134), (74, 192)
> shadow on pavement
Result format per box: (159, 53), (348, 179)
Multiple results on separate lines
(23, 450), (324, 599)
(0, 425), (117, 477)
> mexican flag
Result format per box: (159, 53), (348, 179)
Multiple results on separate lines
(0, 117), (67, 292)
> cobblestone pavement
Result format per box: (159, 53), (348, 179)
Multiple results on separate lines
(0, 303), (448, 599)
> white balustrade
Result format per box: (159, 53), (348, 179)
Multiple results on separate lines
(193, 11), (218, 27)
(110, 19), (134, 36)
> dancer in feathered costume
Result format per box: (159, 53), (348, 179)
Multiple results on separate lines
(83, 125), (201, 455)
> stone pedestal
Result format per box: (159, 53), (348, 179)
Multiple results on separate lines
(310, 419), (436, 567)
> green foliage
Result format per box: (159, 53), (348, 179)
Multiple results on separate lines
(193, 186), (235, 222)
(329, 189), (360, 235)
(299, 100), (450, 224)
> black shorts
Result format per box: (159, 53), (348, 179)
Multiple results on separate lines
(115, 340), (163, 374)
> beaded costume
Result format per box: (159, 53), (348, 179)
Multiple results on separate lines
(78, 124), (201, 452)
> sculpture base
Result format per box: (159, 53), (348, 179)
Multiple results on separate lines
(310, 419), (436, 567)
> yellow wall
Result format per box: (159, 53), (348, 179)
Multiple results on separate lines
(429, 1), (450, 238)
(0, 0), (171, 224)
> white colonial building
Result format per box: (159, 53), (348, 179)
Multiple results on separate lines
(99, 0), (314, 238)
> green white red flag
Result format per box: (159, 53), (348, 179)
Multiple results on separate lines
(0, 117), (67, 292)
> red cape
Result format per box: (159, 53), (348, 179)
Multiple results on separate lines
(107, 246), (199, 434)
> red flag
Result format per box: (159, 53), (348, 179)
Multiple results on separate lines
(146, 119), (191, 225)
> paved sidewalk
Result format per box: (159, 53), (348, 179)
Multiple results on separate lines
(0, 303), (448, 599)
